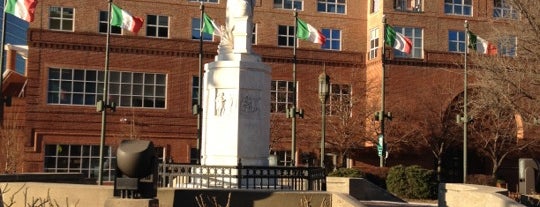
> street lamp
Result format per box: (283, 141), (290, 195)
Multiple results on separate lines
(318, 71), (329, 168)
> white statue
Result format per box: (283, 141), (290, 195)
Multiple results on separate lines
(222, 0), (255, 54)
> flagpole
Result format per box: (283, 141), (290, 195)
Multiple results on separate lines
(289, 9), (299, 167)
(97, 0), (113, 185)
(195, 2), (204, 165)
(379, 16), (387, 167)
(0, 0), (8, 125)
(462, 20), (469, 183)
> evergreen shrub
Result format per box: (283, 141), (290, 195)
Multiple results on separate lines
(386, 165), (437, 199)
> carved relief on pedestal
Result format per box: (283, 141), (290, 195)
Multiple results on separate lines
(214, 90), (234, 117)
(240, 95), (259, 114)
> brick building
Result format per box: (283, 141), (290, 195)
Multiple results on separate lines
(1, 0), (533, 186)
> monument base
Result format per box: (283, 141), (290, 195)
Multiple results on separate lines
(104, 198), (158, 207)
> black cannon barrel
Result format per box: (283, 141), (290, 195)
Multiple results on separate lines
(116, 140), (155, 178)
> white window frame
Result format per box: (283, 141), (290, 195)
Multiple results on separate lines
(47, 68), (167, 108)
(393, 26), (423, 59)
(394, 0), (422, 12)
(191, 18), (214, 41)
(146, 15), (169, 38)
(273, 0), (303, 10)
(277, 25), (295, 47)
(369, 28), (379, 60)
(317, 0), (346, 14)
(98, 11), (122, 34)
(270, 80), (295, 113)
(448, 30), (466, 53)
(252, 23), (257, 45)
(44, 144), (116, 181)
(49, 6), (74, 31)
(493, 0), (518, 19)
(498, 36), (517, 57)
(328, 84), (351, 116)
(444, 0), (472, 16)
(322, 28), (341, 51)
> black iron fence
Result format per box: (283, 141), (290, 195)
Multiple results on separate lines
(158, 163), (326, 191)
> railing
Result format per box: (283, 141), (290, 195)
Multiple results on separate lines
(158, 163), (326, 191)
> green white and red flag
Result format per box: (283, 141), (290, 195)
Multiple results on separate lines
(111, 4), (143, 34)
(468, 31), (497, 55)
(202, 13), (221, 36)
(4, 0), (38, 22)
(296, 18), (326, 46)
(385, 24), (412, 54)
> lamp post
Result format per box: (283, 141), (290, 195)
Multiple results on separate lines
(318, 71), (329, 168)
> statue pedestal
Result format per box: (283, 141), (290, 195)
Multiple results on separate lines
(201, 52), (271, 166)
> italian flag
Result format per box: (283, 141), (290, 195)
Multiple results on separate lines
(296, 18), (326, 46)
(4, 0), (38, 22)
(202, 13), (221, 36)
(385, 25), (412, 54)
(468, 31), (497, 55)
(111, 4), (144, 34)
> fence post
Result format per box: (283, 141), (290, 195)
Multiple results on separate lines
(237, 158), (242, 188)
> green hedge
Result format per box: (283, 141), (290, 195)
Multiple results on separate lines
(386, 165), (437, 199)
(328, 168), (365, 178)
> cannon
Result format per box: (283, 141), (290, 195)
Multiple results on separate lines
(114, 140), (157, 199)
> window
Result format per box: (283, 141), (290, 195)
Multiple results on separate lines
(317, 0), (346, 14)
(277, 25), (295, 47)
(369, 28), (379, 60)
(270, 80), (294, 113)
(448, 30), (466, 53)
(270, 150), (293, 166)
(328, 84), (351, 116)
(99, 11), (122, 34)
(47, 68), (166, 108)
(322, 29), (341, 51)
(192, 76), (199, 107)
(44, 144), (116, 181)
(146, 15), (169, 38)
(493, 0), (518, 19)
(252, 23), (257, 45)
(49, 6), (74, 31)
(189, 0), (218, 3)
(393, 27), (423, 58)
(192, 18), (213, 41)
(274, 0), (303, 10)
(444, 0), (472, 16)
(395, 0), (422, 12)
(498, 36), (517, 57)
(371, 0), (380, 13)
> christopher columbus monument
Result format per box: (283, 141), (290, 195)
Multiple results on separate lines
(200, 0), (271, 166)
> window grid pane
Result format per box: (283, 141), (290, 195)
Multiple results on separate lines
(369, 28), (379, 60)
(192, 18), (213, 41)
(322, 29), (341, 51)
(44, 144), (116, 181)
(327, 84), (352, 116)
(278, 25), (295, 47)
(317, 0), (346, 14)
(146, 15), (169, 38)
(47, 68), (166, 109)
(394, 27), (423, 58)
(271, 80), (295, 113)
(98, 11), (122, 34)
(274, 0), (303, 10)
(444, 0), (472, 16)
(448, 30), (466, 53)
(49, 7), (74, 31)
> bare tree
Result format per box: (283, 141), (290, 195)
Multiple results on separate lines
(0, 110), (24, 174)
(465, 0), (540, 178)
(468, 89), (539, 178)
